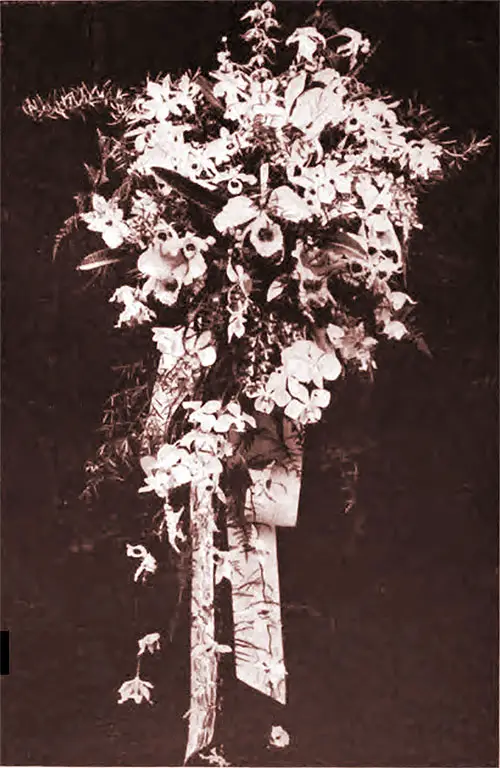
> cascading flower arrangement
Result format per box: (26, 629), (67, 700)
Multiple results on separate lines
(23, 2), (488, 763)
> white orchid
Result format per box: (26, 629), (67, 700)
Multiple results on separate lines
(183, 400), (256, 434)
(335, 27), (371, 68)
(134, 75), (182, 122)
(327, 323), (378, 372)
(388, 291), (417, 311)
(203, 127), (242, 166)
(268, 725), (291, 749)
(110, 286), (156, 328)
(151, 327), (216, 369)
(138, 225), (212, 306)
(407, 138), (443, 179)
(162, 503), (186, 553)
(126, 544), (157, 583)
(152, 327), (185, 367)
(118, 675), (154, 705)
(283, 379), (331, 425)
(132, 121), (190, 175)
(81, 194), (129, 249)
(281, 339), (342, 388)
(130, 190), (159, 220)
(252, 350), (337, 424)
(211, 69), (250, 112)
(226, 259), (253, 341)
(383, 319), (408, 340)
(286, 27), (326, 63)
(137, 632), (161, 656)
(178, 431), (225, 486)
(139, 444), (193, 497)
(214, 196), (285, 258)
(253, 370), (291, 414)
(175, 73), (201, 114)
(183, 329), (217, 368)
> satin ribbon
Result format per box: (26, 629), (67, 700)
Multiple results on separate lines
(143, 353), (303, 763)
(227, 457), (303, 705)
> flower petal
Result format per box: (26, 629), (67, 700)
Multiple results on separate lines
(268, 186), (312, 223)
(284, 398), (305, 421)
(310, 388), (331, 408)
(255, 396), (275, 414)
(197, 344), (217, 367)
(249, 215), (284, 258)
(318, 351), (342, 381)
(287, 376), (309, 403)
(213, 196), (259, 232)
(102, 227), (125, 250)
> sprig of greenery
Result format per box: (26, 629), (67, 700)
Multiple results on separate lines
(22, 81), (132, 123)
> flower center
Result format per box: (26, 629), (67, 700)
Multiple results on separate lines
(257, 227), (275, 242)
(163, 278), (179, 291)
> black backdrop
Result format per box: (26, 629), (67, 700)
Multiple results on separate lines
(1, 2), (498, 766)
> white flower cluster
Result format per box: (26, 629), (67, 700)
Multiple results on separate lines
(78, 3), (444, 335)
(248, 339), (342, 424)
(139, 400), (256, 528)
(71, 1), (474, 440)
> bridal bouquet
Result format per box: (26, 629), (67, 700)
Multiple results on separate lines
(23, 2), (487, 762)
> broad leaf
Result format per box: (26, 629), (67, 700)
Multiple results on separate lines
(151, 167), (226, 213)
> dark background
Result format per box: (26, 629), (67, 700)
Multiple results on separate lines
(1, 2), (498, 765)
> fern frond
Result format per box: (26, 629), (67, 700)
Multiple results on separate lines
(52, 213), (81, 260)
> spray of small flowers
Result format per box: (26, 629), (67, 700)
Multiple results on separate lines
(24, 1), (488, 762)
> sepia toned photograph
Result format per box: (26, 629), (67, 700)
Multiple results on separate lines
(1, 1), (498, 765)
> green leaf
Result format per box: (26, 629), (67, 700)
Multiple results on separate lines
(77, 249), (120, 271)
(267, 277), (287, 302)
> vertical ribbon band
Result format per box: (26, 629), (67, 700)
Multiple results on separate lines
(144, 355), (303, 763)
(228, 459), (303, 705)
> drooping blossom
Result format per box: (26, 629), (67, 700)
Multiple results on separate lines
(118, 675), (154, 705)
(268, 724), (291, 749)
(110, 286), (156, 328)
(125, 544), (157, 583)
(137, 632), (161, 656)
